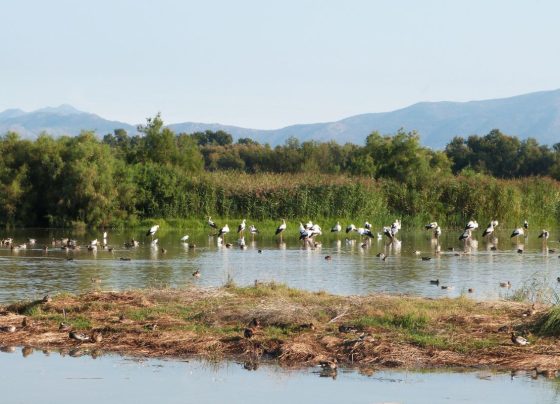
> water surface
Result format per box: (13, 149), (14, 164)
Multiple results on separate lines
(1, 348), (559, 404)
(1, 227), (558, 303)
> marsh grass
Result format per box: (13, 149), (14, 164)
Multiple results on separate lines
(117, 172), (560, 229)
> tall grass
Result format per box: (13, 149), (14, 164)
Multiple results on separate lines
(119, 172), (560, 228)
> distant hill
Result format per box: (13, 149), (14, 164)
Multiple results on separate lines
(3, 89), (560, 148)
(0, 104), (135, 139)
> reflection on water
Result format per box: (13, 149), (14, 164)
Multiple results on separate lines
(0, 348), (558, 404)
(0, 228), (559, 303)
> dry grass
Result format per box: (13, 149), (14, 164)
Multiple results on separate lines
(1, 283), (559, 371)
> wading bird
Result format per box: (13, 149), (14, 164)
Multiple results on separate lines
(482, 222), (495, 238)
(218, 224), (230, 241)
(146, 224), (159, 239)
(465, 220), (479, 231)
(237, 219), (246, 234)
(275, 219), (287, 241)
(511, 227), (524, 241)
(180, 235), (189, 242)
(249, 224), (259, 239)
(538, 230), (549, 240)
(345, 224), (356, 234)
(331, 222), (341, 233)
(434, 226), (442, 239)
(425, 221), (438, 230)
(207, 216), (218, 230)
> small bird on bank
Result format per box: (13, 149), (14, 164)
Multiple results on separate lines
(511, 332), (530, 346)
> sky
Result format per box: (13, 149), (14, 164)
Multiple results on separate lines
(1, 0), (559, 128)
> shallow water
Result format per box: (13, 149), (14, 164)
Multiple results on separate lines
(0, 227), (559, 303)
(0, 348), (558, 404)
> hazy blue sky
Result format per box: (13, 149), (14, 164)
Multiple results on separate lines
(1, 0), (559, 128)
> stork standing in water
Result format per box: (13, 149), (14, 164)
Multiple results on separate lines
(249, 224), (259, 240)
(275, 219), (287, 241)
(237, 219), (246, 235)
(146, 224), (159, 240)
(207, 216), (218, 230)
(218, 224), (230, 243)
(538, 230), (549, 241)
(433, 226), (442, 239)
(482, 222), (495, 239)
(465, 220), (478, 231)
(345, 224), (356, 234)
(511, 227), (524, 242)
(331, 222), (341, 233)
(425, 221), (438, 230)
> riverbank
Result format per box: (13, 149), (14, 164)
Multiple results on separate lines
(1, 283), (559, 372)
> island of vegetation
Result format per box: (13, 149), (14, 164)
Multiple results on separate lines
(1, 283), (560, 373)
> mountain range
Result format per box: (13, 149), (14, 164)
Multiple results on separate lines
(2, 89), (560, 149)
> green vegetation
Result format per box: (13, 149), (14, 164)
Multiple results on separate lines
(1, 114), (560, 227)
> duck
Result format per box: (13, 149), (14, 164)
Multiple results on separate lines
(243, 327), (254, 339)
(429, 279), (440, 285)
(319, 360), (338, 370)
(324, 255), (332, 260)
(69, 331), (91, 342)
(499, 281), (511, 288)
(421, 256), (431, 261)
(42, 294), (52, 303)
(0, 325), (16, 333)
(59, 322), (71, 332)
(192, 270), (200, 278)
(441, 285), (455, 290)
(511, 332), (530, 346)
(522, 304), (537, 317)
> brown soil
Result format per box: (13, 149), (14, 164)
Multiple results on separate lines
(0, 284), (558, 372)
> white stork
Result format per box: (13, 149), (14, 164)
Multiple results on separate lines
(237, 219), (246, 234)
(511, 227), (524, 241)
(146, 224), (159, 239)
(345, 224), (356, 234)
(275, 219), (287, 240)
(465, 220), (478, 231)
(425, 221), (438, 230)
(434, 226), (442, 239)
(482, 222), (495, 238)
(331, 222), (341, 233)
(538, 230), (549, 240)
(207, 216), (218, 230)
(218, 224), (230, 238)
(364, 221), (372, 230)
(249, 224), (259, 240)
(459, 229), (471, 242)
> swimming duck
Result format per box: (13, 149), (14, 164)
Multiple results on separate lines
(499, 281), (511, 288)
(192, 270), (200, 278)
(429, 279), (440, 285)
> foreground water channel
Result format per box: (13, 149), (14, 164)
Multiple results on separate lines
(0, 227), (559, 304)
(0, 348), (558, 404)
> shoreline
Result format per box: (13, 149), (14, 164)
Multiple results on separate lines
(0, 284), (558, 373)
